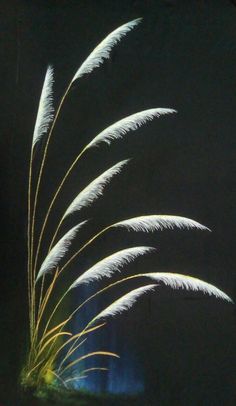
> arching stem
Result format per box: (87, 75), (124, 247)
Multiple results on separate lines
(30, 80), (73, 295)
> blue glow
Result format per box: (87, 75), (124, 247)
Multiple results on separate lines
(61, 285), (144, 395)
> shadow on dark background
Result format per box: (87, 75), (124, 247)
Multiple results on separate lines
(1, 0), (236, 405)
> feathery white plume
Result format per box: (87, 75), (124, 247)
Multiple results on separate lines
(144, 272), (233, 302)
(32, 65), (54, 149)
(93, 284), (156, 322)
(64, 160), (129, 218)
(72, 19), (142, 82)
(36, 220), (87, 281)
(113, 215), (210, 232)
(69, 246), (155, 289)
(86, 108), (176, 149)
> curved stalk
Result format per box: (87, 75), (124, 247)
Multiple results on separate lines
(33, 147), (88, 280)
(40, 274), (146, 367)
(37, 289), (69, 348)
(36, 219), (139, 331)
(26, 358), (45, 379)
(59, 225), (111, 275)
(31, 268), (59, 350)
(44, 323), (106, 369)
(35, 331), (72, 362)
(27, 149), (34, 341)
(59, 351), (119, 376)
(64, 368), (108, 384)
(39, 318), (71, 346)
(35, 224), (112, 339)
(36, 218), (147, 342)
(57, 338), (87, 372)
(34, 149), (86, 322)
(37, 274), (46, 320)
(63, 274), (148, 339)
(48, 216), (65, 251)
(30, 81), (72, 289)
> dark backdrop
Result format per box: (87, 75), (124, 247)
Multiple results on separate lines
(1, 1), (236, 405)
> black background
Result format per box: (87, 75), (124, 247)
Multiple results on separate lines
(1, 0), (236, 405)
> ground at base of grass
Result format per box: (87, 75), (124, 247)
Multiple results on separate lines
(19, 386), (149, 406)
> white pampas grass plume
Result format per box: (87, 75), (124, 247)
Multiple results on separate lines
(36, 220), (87, 281)
(113, 215), (210, 232)
(64, 160), (129, 218)
(72, 19), (142, 82)
(144, 272), (233, 302)
(86, 108), (176, 149)
(32, 65), (54, 149)
(93, 284), (156, 322)
(69, 246), (155, 289)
